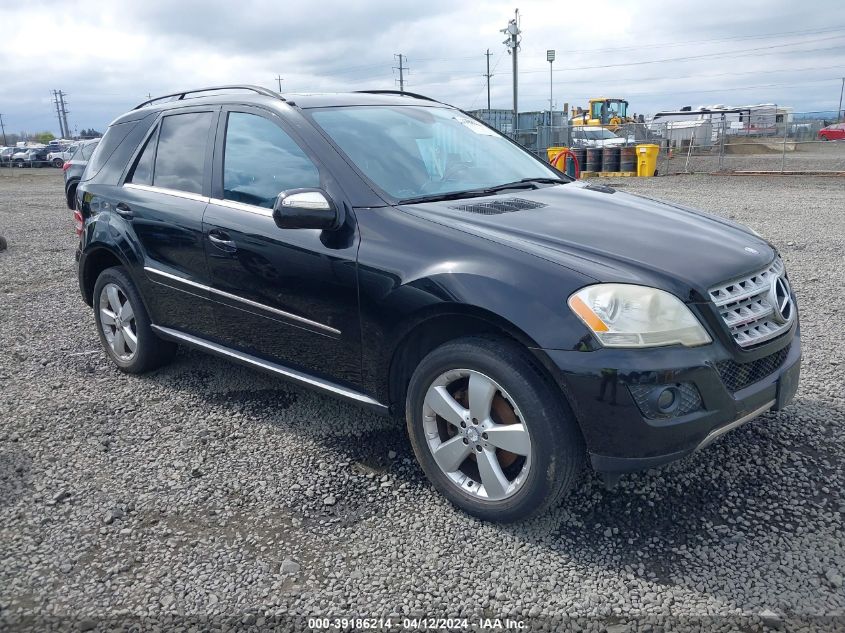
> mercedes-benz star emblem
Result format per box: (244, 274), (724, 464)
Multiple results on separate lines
(769, 275), (793, 324)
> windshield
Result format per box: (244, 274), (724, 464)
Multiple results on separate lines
(607, 100), (627, 117)
(310, 105), (561, 200)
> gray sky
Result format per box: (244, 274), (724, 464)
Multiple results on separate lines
(1, 0), (844, 137)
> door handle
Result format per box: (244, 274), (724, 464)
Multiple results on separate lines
(208, 230), (237, 252)
(115, 202), (133, 218)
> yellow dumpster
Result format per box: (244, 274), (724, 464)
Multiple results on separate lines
(636, 144), (659, 177)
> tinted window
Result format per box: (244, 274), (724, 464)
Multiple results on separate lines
(153, 112), (212, 194)
(223, 112), (319, 208)
(81, 140), (99, 159)
(84, 123), (131, 179)
(127, 128), (158, 186)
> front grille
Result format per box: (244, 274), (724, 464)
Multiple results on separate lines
(716, 344), (791, 393)
(709, 257), (793, 347)
(451, 198), (546, 215)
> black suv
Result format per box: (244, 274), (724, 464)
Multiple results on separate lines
(75, 86), (800, 521)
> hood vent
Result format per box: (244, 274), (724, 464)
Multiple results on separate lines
(450, 198), (547, 215)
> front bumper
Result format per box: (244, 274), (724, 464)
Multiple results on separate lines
(541, 321), (801, 474)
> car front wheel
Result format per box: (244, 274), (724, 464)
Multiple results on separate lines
(405, 336), (584, 522)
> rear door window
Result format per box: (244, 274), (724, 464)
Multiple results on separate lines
(127, 127), (158, 186)
(153, 112), (213, 194)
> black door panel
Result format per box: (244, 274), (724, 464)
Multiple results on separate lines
(203, 201), (361, 383)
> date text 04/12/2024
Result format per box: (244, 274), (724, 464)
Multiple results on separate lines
(308, 617), (526, 630)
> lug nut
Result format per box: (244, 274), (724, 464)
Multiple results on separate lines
(472, 418), (478, 425)
(460, 421), (466, 428)
(475, 445), (482, 452)
(482, 432), (488, 440)
(462, 438), (469, 445)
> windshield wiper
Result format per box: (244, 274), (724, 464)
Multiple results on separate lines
(399, 177), (569, 205)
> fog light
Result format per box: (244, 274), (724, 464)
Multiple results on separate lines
(657, 387), (677, 412)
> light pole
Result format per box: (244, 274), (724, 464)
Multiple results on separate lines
(547, 49), (555, 127)
(501, 9), (520, 137)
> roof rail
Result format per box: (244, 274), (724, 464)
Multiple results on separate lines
(353, 89), (443, 104)
(134, 85), (283, 110)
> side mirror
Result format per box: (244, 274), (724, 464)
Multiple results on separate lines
(272, 189), (342, 230)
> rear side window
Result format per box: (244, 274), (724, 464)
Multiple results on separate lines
(223, 112), (319, 208)
(81, 142), (98, 159)
(83, 124), (133, 180)
(127, 128), (158, 186)
(152, 112), (212, 194)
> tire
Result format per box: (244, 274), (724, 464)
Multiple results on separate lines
(13, 159), (23, 168)
(405, 336), (584, 522)
(93, 266), (177, 373)
(52, 158), (63, 168)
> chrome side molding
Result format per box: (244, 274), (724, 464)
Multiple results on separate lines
(143, 266), (340, 336)
(151, 325), (387, 412)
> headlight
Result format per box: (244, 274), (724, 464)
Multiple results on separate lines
(568, 284), (711, 348)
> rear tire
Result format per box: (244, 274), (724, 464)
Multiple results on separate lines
(93, 266), (177, 373)
(405, 336), (584, 522)
(52, 158), (63, 167)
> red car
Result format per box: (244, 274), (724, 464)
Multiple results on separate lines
(818, 123), (845, 140)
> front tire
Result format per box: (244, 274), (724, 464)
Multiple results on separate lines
(93, 266), (177, 373)
(405, 336), (584, 522)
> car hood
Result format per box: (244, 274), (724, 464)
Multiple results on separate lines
(398, 182), (775, 301)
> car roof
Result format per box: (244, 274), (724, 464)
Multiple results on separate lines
(112, 88), (451, 125)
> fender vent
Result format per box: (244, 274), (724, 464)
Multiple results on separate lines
(451, 198), (547, 215)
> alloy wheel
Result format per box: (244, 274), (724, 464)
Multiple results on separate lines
(422, 369), (532, 501)
(99, 283), (138, 361)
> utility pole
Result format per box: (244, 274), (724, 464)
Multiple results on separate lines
(58, 91), (70, 140)
(484, 49), (493, 116)
(838, 77), (844, 123)
(275, 76), (284, 92)
(547, 49), (555, 126)
(0, 113), (7, 146)
(53, 90), (66, 138)
(394, 54), (407, 93)
(501, 9), (520, 137)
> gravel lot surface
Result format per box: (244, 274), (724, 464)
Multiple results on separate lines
(658, 141), (845, 175)
(0, 169), (843, 632)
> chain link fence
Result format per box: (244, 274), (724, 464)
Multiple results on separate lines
(472, 109), (845, 175)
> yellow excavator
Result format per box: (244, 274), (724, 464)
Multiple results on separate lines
(570, 98), (633, 131)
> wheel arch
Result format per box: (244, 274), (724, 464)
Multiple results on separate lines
(385, 304), (578, 425)
(79, 245), (130, 306)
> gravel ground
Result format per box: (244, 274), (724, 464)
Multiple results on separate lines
(656, 141), (845, 175)
(0, 169), (843, 632)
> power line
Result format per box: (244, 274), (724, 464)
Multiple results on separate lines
(546, 25), (845, 56)
(522, 35), (845, 74)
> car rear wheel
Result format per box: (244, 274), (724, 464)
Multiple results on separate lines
(93, 266), (177, 373)
(52, 158), (63, 167)
(405, 336), (584, 522)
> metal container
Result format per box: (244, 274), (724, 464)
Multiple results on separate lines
(620, 146), (636, 172)
(602, 146), (621, 172)
(585, 147), (602, 172)
(570, 147), (586, 175)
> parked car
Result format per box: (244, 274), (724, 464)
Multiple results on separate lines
(570, 126), (632, 148)
(74, 86), (800, 522)
(818, 123), (845, 141)
(63, 139), (100, 209)
(0, 147), (16, 164)
(48, 144), (77, 167)
(12, 146), (51, 167)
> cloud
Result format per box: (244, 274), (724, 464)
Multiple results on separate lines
(0, 0), (842, 136)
